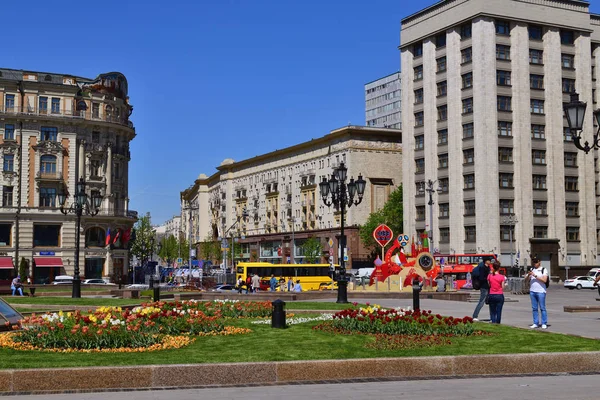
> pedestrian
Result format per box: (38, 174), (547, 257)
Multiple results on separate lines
(246, 275), (252, 293)
(269, 274), (277, 292)
(526, 257), (548, 329)
(294, 280), (302, 292)
(487, 261), (507, 324)
(11, 275), (24, 296)
(472, 257), (492, 321)
(279, 277), (285, 292)
(594, 275), (600, 296)
(435, 275), (446, 292)
(287, 277), (294, 291)
(251, 273), (261, 293)
(237, 276), (244, 294)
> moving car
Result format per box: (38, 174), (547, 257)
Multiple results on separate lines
(210, 284), (236, 292)
(52, 275), (74, 285)
(564, 276), (596, 290)
(82, 279), (115, 285)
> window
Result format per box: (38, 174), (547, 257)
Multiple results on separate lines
(51, 98), (60, 114)
(567, 227), (580, 242)
(41, 126), (58, 141)
(439, 203), (449, 218)
(463, 123), (474, 139)
(534, 226), (548, 239)
(415, 135), (424, 150)
(463, 149), (474, 165)
(92, 131), (100, 144)
(530, 74), (544, 89)
(439, 227), (450, 243)
(4, 124), (14, 140)
(414, 65), (423, 80)
(462, 98), (473, 114)
(496, 45), (510, 60)
(85, 227), (106, 247)
(564, 152), (578, 167)
(498, 121), (512, 136)
(437, 105), (448, 121)
(0, 224), (9, 247)
(3, 155), (13, 172)
(415, 112), (424, 127)
(413, 42), (423, 57)
(437, 56), (447, 72)
(415, 158), (425, 174)
(531, 99), (544, 114)
(497, 70), (511, 86)
(92, 103), (100, 118)
(500, 225), (515, 241)
(437, 81), (447, 97)
(533, 175), (547, 189)
(496, 20), (510, 35)
(435, 33), (446, 48)
(464, 200), (475, 216)
(498, 147), (513, 162)
(416, 182), (425, 195)
(462, 72), (472, 89)
(565, 176), (578, 191)
(464, 174), (475, 189)
(532, 150), (546, 165)
(90, 159), (102, 177)
(461, 47), (472, 63)
(5, 94), (15, 110)
(566, 202), (579, 217)
(39, 188), (57, 208)
(497, 96), (512, 111)
(560, 29), (574, 45)
(38, 97), (48, 114)
(416, 206), (426, 221)
(564, 127), (573, 142)
(465, 226), (477, 242)
(438, 153), (449, 169)
(531, 125), (545, 139)
(414, 88), (424, 104)
(529, 25), (543, 40)
(2, 187), (13, 207)
(562, 78), (576, 93)
(529, 49), (543, 64)
(40, 155), (57, 174)
(33, 224), (60, 247)
(439, 178), (449, 193)
(533, 201), (547, 216)
(499, 173), (514, 188)
(438, 129), (448, 145)
(562, 54), (574, 69)
(460, 24), (472, 39)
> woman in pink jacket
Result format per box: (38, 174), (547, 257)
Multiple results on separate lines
(487, 261), (507, 324)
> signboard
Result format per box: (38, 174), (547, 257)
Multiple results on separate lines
(222, 239), (229, 249)
(173, 262), (178, 268)
(372, 224), (393, 248)
(177, 258), (183, 264)
(190, 249), (196, 258)
(328, 238), (334, 248)
(329, 248), (334, 256)
(39, 251), (56, 256)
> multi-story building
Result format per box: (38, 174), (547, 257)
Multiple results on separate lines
(181, 126), (402, 270)
(164, 215), (182, 240)
(365, 72), (402, 129)
(0, 69), (136, 283)
(401, 0), (600, 277)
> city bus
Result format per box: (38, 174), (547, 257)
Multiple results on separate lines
(236, 262), (339, 291)
(434, 253), (502, 289)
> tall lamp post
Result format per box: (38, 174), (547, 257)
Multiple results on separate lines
(223, 208), (249, 272)
(419, 180), (442, 254)
(281, 217), (296, 263)
(564, 92), (600, 154)
(183, 200), (198, 286)
(502, 214), (518, 269)
(58, 177), (103, 298)
(319, 162), (366, 303)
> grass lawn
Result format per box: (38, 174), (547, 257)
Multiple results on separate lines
(0, 310), (599, 369)
(1, 297), (142, 307)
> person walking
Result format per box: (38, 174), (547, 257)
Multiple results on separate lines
(269, 274), (277, 292)
(487, 261), (507, 324)
(287, 277), (294, 292)
(472, 257), (492, 321)
(526, 257), (548, 329)
(251, 273), (261, 293)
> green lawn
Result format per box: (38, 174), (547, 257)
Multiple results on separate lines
(0, 312), (598, 369)
(1, 297), (142, 307)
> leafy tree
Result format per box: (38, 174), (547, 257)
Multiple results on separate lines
(359, 185), (403, 255)
(158, 235), (178, 266)
(130, 213), (155, 266)
(199, 236), (221, 263)
(19, 257), (29, 281)
(301, 237), (323, 264)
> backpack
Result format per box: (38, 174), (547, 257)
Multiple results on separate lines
(542, 268), (550, 288)
(471, 265), (481, 290)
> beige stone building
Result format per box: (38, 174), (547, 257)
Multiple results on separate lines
(0, 68), (136, 283)
(181, 125), (402, 270)
(401, 0), (600, 277)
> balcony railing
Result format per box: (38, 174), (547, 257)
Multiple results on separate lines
(96, 208), (138, 219)
(112, 145), (130, 158)
(0, 105), (134, 129)
(35, 171), (63, 181)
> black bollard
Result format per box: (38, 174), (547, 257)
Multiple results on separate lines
(153, 276), (160, 302)
(412, 278), (422, 311)
(271, 299), (286, 328)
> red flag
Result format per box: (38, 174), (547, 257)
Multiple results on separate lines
(112, 229), (122, 244)
(122, 228), (132, 245)
(105, 228), (111, 246)
(411, 235), (416, 257)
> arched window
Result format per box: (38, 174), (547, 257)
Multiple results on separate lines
(85, 227), (106, 248)
(40, 155), (57, 174)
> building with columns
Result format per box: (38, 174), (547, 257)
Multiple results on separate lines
(181, 125), (402, 270)
(0, 68), (136, 283)
(401, 0), (600, 278)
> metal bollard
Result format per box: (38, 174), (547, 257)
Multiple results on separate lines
(412, 278), (422, 311)
(271, 299), (286, 329)
(153, 276), (160, 302)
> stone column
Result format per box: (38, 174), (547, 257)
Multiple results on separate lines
(401, 47), (416, 238)
(78, 140), (85, 180)
(106, 144), (113, 209)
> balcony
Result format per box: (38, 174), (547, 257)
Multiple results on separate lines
(301, 199), (314, 208)
(35, 171), (63, 182)
(96, 208), (138, 219)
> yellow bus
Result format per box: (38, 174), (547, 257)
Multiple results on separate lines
(236, 262), (339, 291)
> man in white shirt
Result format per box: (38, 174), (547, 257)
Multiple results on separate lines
(526, 257), (548, 329)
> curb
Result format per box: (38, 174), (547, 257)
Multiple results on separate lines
(1, 352), (599, 394)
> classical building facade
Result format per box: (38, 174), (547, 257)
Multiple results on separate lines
(181, 126), (402, 270)
(365, 72), (402, 129)
(401, 0), (600, 277)
(0, 68), (136, 283)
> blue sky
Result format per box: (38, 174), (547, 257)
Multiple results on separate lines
(4, 0), (599, 225)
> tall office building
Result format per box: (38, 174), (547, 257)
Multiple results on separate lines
(401, 0), (600, 277)
(365, 72), (402, 129)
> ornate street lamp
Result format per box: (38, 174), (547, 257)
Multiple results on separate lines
(320, 162), (366, 303)
(58, 177), (103, 298)
(564, 92), (600, 154)
(501, 214), (518, 271)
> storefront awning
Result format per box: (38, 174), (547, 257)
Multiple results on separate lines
(0, 257), (13, 269)
(34, 257), (63, 267)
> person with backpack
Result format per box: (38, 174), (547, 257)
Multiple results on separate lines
(472, 257), (492, 321)
(526, 257), (549, 329)
(487, 261), (507, 324)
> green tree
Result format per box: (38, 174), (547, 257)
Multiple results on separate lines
(19, 257), (29, 281)
(199, 236), (221, 263)
(359, 185), (403, 255)
(158, 235), (179, 266)
(301, 237), (323, 263)
(130, 213), (155, 266)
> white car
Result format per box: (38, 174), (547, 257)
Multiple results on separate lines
(52, 275), (74, 285)
(82, 279), (115, 285)
(564, 276), (596, 290)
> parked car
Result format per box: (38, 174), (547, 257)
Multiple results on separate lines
(564, 276), (596, 290)
(210, 284), (236, 292)
(52, 275), (74, 285)
(82, 279), (115, 285)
